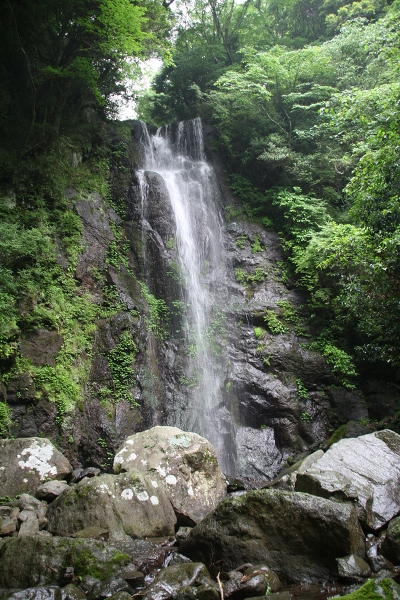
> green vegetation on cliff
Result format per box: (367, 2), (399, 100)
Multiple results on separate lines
(140, 0), (400, 381)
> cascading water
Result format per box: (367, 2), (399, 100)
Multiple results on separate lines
(136, 118), (233, 472)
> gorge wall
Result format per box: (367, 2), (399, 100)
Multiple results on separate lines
(3, 118), (398, 478)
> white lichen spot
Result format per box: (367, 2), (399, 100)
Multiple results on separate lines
(121, 488), (134, 500)
(99, 484), (110, 494)
(126, 453), (137, 462)
(126, 440), (134, 446)
(141, 459), (148, 466)
(156, 465), (166, 477)
(114, 455), (124, 465)
(166, 475), (177, 486)
(23, 478), (28, 483)
(137, 491), (149, 502)
(18, 441), (57, 481)
(150, 496), (159, 506)
(188, 486), (194, 496)
(151, 480), (158, 488)
(17, 455), (21, 458)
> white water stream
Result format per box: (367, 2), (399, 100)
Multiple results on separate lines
(137, 118), (231, 470)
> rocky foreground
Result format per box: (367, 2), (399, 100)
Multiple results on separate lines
(0, 427), (400, 599)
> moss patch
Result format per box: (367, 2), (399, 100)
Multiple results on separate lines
(340, 577), (400, 599)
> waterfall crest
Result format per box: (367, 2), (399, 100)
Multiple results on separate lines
(137, 118), (232, 472)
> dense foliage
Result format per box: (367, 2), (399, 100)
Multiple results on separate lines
(140, 0), (400, 377)
(0, 0), (172, 153)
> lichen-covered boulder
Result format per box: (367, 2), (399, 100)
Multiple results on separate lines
(296, 430), (400, 530)
(46, 471), (176, 540)
(113, 426), (227, 524)
(0, 438), (72, 498)
(140, 563), (219, 600)
(179, 489), (365, 582)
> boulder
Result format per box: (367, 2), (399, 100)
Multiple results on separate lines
(0, 438), (72, 498)
(36, 481), (70, 502)
(272, 450), (324, 491)
(18, 494), (43, 512)
(72, 468), (100, 484)
(1, 518), (16, 536)
(4, 588), (62, 600)
(113, 566), (144, 587)
(61, 584), (86, 600)
(296, 430), (400, 530)
(176, 527), (193, 544)
(179, 489), (365, 582)
(46, 471), (176, 540)
(72, 527), (109, 541)
(140, 563), (219, 600)
(382, 516), (400, 564)
(224, 565), (281, 599)
(336, 555), (371, 581)
(0, 536), (132, 588)
(369, 556), (394, 573)
(113, 426), (226, 525)
(18, 512), (39, 537)
(87, 579), (130, 600)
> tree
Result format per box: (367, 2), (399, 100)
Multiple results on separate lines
(0, 0), (172, 152)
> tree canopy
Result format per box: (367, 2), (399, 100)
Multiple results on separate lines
(139, 0), (400, 376)
(0, 0), (172, 153)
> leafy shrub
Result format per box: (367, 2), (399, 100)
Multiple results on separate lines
(264, 311), (288, 335)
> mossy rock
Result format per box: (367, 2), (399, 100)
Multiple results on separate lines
(0, 536), (131, 589)
(179, 488), (365, 583)
(340, 577), (400, 599)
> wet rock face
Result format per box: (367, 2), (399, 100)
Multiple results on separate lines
(113, 426), (227, 525)
(46, 470), (177, 540)
(75, 193), (120, 284)
(179, 488), (365, 582)
(19, 330), (64, 368)
(295, 429), (400, 530)
(0, 438), (72, 497)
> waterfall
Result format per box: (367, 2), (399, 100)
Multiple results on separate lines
(136, 118), (232, 473)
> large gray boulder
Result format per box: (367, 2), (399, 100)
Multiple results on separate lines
(113, 426), (227, 525)
(46, 471), (176, 540)
(296, 430), (400, 530)
(179, 489), (365, 582)
(0, 438), (72, 497)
